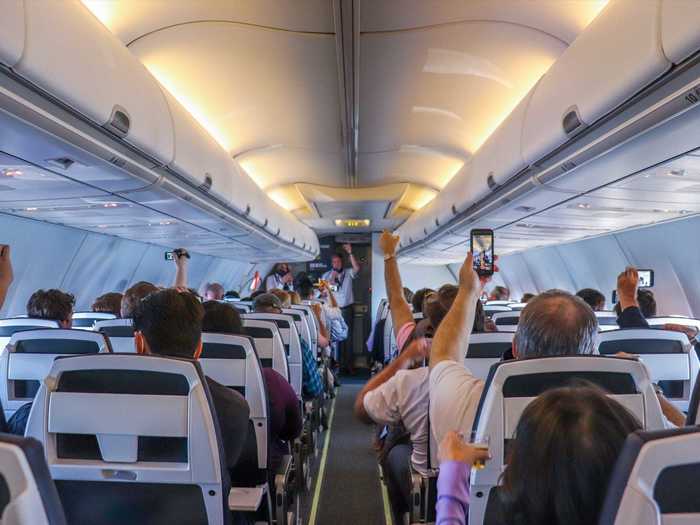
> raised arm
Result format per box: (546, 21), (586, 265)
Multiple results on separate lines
(320, 280), (338, 308)
(173, 248), (189, 289)
(0, 245), (13, 311)
(379, 230), (414, 336)
(430, 253), (482, 368)
(343, 243), (361, 274)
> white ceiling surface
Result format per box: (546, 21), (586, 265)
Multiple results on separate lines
(83, 0), (606, 236)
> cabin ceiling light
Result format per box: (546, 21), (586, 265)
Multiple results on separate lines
(1, 169), (22, 177)
(334, 219), (370, 228)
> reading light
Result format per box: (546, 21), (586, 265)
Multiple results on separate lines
(1, 169), (22, 177)
(335, 219), (370, 228)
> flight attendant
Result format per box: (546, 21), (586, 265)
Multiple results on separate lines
(265, 263), (294, 291)
(322, 244), (361, 373)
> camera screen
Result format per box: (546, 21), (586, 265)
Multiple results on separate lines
(472, 232), (494, 274)
(165, 251), (174, 261)
(638, 270), (653, 288)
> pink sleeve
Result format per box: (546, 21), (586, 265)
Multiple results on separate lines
(396, 322), (417, 352)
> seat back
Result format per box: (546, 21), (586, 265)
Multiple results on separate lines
(0, 434), (66, 525)
(241, 319), (290, 387)
(483, 305), (511, 317)
(491, 311), (521, 332)
(647, 316), (700, 331)
(243, 314), (302, 397)
(596, 311), (620, 331)
(25, 354), (229, 525)
(598, 329), (698, 411)
(70, 313), (116, 331)
(290, 304), (318, 349)
(376, 299), (388, 322)
(485, 301), (513, 306)
(383, 311), (397, 359)
(0, 329), (109, 420)
(507, 303), (527, 311)
(469, 356), (665, 525)
(599, 427), (700, 525)
(93, 319), (135, 354)
(0, 319), (60, 352)
(687, 370), (700, 426)
(282, 309), (313, 353)
(199, 333), (268, 475)
(464, 332), (514, 381)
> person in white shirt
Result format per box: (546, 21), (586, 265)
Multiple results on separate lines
(321, 244), (361, 373)
(265, 263), (294, 292)
(429, 254), (684, 452)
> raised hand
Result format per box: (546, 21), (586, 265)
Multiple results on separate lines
(342, 243), (353, 255)
(378, 230), (400, 257)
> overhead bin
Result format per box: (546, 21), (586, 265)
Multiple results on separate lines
(14, 1), (175, 166)
(0, 1), (24, 68)
(661, 0), (700, 64)
(521, 0), (670, 163)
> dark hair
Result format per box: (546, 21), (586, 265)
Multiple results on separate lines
(133, 288), (203, 358)
(490, 286), (510, 301)
(411, 288), (435, 314)
(27, 289), (75, 323)
(514, 290), (597, 359)
(637, 289), (657, 318)
(121, 281), (158, 318)
(224, 290), (240, 300)
(91, 292), (123, 317)
(613, 289), (657, 318)
(403, 287), (414, 304)
(423, 284), (458, 334)
(500, 385), (642, 525)
(295, 274), (315, 300)
(254, 293), (283, 313)
(202, 301), (243, 335)
(576, 288), (606, 311)
(250, 290), (266, 301)
(473, 299), (485, 333)
(520, 293), (535, 304)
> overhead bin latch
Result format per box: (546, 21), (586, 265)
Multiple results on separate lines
(562, 105), (585, 135)
(105, 105), (131, 138)
(198, 174), (213, 193)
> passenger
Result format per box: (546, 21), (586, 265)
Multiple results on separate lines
(0, 244), (13, 311)
(576, 288), (606, 311)
(488, 285), (510, 301)
(133, 289), (250, 479)
(203, 282), (225, 301)
(429, 256), (684, 449)
(520, 293), (535, 303)
(269, 289), (292, 308)
(296, 274), (331, 349)
(253, 293), (323, 400)
(91, 292), (123, 317)
(264, 263), (294, 292)
(26, 289), (74, 328)
(354, 231), (483, 524)
(289, 291), (302, 305)
(120, 281), (158, 318)
(321, 244), (361, 374)
(411, 287), (435, 315)
(403, 287), (414, 306)
(250, 290), (266, 301)
(201, 301), (302, 477)
(435, 385), (641, 525)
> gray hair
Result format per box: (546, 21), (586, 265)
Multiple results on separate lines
(514, 289), (597, 359)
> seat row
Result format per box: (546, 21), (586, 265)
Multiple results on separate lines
(0, 302), (332, 525)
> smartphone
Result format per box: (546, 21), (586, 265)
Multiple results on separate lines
(638, 269), (654, 288)
(165, 248), (190, 261)
(470, 229), (495, 277)
(165, 251), (174, 261)
(612, 290), (617, 304)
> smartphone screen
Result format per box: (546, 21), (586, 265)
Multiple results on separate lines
(638, 269), (654, 288)
(165, 251), (174, 261)
(471, 229), (494, 276)
(612, 290), (617, 304)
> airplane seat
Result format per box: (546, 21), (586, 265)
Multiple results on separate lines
(199, 333), (294, 524)
(282, 309), (313, 355)
(469, 356), (665, 525)
(490, 311), (521, 333)
(24, 354), (231, 525)
(0, 319), (61, 353)
(595, 312), (621, 332)
(289, 305), (318, 350)
(598, 427), (700, 525)
(409, 418), (439, 525)
(0, 434), (67, 525)
(93, 319), (136, 353)
(240, 320), (290, 390)
(383, 313), (398, 361)
(483, 305), (512, 317)
(598, 329), (699, 411)
(687, 370), (700, 426)
(0, 329), (109, 420)
(70, 312), (116, 331)
(243, 314), (302, 400)
(507, 303), (527, 311)
(464, 332), (514, 381)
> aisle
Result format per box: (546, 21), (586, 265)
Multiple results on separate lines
(307, 378), (389, 525)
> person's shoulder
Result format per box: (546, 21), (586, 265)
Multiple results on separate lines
(430, 360), (482, 390)
(206, 376), (247, 406)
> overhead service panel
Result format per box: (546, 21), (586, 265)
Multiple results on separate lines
(0, 0), (24, 68)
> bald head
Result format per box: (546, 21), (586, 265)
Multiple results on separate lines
(514, 290), (597, 359)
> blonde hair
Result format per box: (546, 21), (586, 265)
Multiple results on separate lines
(270, 289), (291, 308)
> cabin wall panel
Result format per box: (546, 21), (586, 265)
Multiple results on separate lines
(0, 214), (259, 317)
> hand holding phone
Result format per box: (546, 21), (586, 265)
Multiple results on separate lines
(470, 229), (494, 277)
(637, 269), (654, 288)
